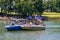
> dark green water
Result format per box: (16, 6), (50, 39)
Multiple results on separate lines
(0, 21), (60, 40)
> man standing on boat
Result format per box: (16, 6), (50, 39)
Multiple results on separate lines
(35, 15), (45, 26)
(28, 15), (33, 25)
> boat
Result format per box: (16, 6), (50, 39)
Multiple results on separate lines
(4, 19), (45, 31)
(5, 23), (22, 31)
(5, 24), (45, 31)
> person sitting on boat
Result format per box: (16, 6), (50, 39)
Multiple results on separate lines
(21, 20), (26, 25)
(10, 21), (15, 26)
(12, 22), (15, 25)
(27, 15), (33, 25)
(35, 15), (45, 26)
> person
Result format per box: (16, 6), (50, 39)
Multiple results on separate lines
(28, 15), (33, 25)
(35, 15), (45, 26)
(22, 20), (26, 25)
(10, 20), (15, 26)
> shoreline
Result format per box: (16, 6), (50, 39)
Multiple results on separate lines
(42, 12), (60, 21)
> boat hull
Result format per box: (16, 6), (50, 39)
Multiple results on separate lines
(5, 26), (22, 31)
(22, 27), (45, 31)
(5, 25), (45, 31)
(20, 25), (45, 30)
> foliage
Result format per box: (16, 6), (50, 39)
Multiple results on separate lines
(17, 0), (43, 17)
(0, 0), (43, 17)
(43, 0), (60, 12)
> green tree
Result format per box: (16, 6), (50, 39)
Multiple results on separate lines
(43, 0), (60, 12)
(0, 0), (43, 17)
(17, 0), (43, 17)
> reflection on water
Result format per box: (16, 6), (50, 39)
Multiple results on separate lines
(5, 31), (45, 40)
(0, 21), (60, 40)
(1, 29), (60, 40)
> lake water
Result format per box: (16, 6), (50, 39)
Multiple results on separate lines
(0, 21), (60, 40)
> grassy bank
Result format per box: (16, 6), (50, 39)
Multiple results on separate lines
(42, 12), (60, 21)
(42, 12), (60, 18)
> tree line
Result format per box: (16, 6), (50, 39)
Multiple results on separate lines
(0, 0), (60, 17)
(43, 0), (60, 12)
(0, 0), (43, 17)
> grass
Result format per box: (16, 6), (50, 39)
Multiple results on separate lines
(42, 12), (60, 18)
(0, 21), (6, 32)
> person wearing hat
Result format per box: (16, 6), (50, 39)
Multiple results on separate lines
(28, 15), (33, 25)
(35, 15), (45, 26)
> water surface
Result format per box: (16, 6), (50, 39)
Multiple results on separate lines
(0, 21), (60, 40)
